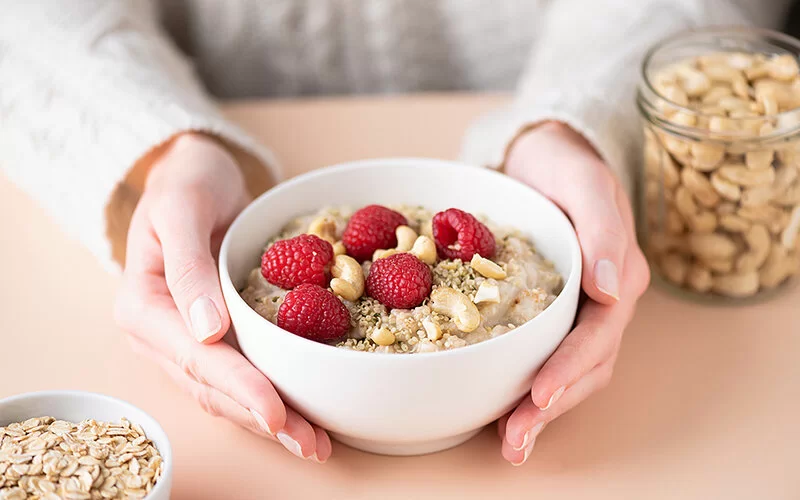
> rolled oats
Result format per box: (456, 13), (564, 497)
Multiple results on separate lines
(0, 418), (162, 500)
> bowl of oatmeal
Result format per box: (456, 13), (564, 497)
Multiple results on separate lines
(220, 158), (581, 456)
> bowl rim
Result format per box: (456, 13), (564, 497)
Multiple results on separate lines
(0, 390), (173, 498)
(219, 157), (582, 360)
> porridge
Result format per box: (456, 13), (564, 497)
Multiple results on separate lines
(240, 205), (563, 353)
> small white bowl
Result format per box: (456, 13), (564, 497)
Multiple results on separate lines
(220, 158), (581, 456)
(0, 391), (173, 499)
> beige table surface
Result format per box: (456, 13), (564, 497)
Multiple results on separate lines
(2, 94), (799, 499)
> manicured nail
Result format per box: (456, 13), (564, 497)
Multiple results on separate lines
(311, 453), (326, 464)
(594, 259), (620, 300)
(277, 432), (307, 459)
(250, 409), (277, 435)
(513, 422), (543, 452)
(189, 296), (222, 342)
(511, 435), (538, 466)
(537, 386), (565, 411)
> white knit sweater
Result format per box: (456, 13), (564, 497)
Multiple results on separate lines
(0, 0), (790, 270)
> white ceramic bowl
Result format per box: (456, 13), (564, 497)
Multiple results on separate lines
(0, 391), (173, 499)
(220, 158), (582, 456)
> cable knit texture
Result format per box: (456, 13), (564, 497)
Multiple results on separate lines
(0, 0), (791, 271)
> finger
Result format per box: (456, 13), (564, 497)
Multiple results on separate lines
(151, 191), (230, 344)
(276, 408), (320, 460)
(128, 336), (326, 462)
(502, 362), (613, 465)
(497, 413), (510, 440)
(530, 298), (632, 411)
(312, 425), (333, 464)
(117, 292), (287, 434)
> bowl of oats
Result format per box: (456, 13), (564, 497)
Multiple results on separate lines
(0, 390), (172, 499)
(220, 158), (582, 456)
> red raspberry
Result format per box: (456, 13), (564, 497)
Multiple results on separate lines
(261, 234), (334, 289)
(277, 284), (350, 341)
(432, 208), (496, 261)
(342, 205), (408, 261)
(366, 253), (432, 309)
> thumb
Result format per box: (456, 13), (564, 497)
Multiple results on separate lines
(153, 192), (231, 344)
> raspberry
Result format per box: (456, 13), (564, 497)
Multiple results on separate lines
(432, 208), (496, 261)
(342, 205), (408, 261)
(277, 284), (350, 341)
(261, 234), (334, 289)
(366, 253), (432, 309)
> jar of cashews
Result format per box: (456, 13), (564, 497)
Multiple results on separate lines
(637, 28), (800, 300)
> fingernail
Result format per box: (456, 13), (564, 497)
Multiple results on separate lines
(511, 434), (538, 466)
(249, 409), (277, 436)
(190, 296), (222, 342)
(513, 422), (543, 452)
(311, 453), (326, 464)
(594, 259), (620, 300)
(537, 386), (566, 411)
(277, 431), (307, 459)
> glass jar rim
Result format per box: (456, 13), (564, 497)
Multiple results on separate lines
(638, 26), (800, 143)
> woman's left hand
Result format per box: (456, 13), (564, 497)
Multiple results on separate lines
(500, 122), (650, 465)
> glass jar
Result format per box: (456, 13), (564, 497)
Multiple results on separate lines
(637, 27), (800, 301)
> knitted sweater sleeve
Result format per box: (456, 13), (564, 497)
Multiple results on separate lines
(0, 0), (281, 271)
(460, 0), (792, 196)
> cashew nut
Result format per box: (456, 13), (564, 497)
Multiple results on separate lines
(745, 150), (774, 171)
(373, 225), (418, 260)
(701, 85), (733, 104)
(740, 186), (774, 207)
(700, 257), (734, 274)
(420, 220), (434, 239)
(690, 142), (725, 171)
(710, 172), (742, 201)
(675, 186), (698, 219)
(430, 287), (481, 333)
(371, 326), (396, 346)
(767, 54), (799, 81)
(688, 210), (717, 233)
(395, 225), (418, 252)
(422, 319), (443, 341)
(712, 271), (760, 298)
(473, 281), (501, 304)
(738, 204), (784, 224)
(689, 233), (738, 260)
(719, 214), (752, 233)
(686, 263), (713, 293)
(307, 216), (337, 244)
(681, 167), (720, 208)
(330, 255), (365, 302)
(660, 253), (689, 285)
(718, 163), (776, 187)
(409, 235), (437, 265)
(470, 254), (507, 280)
(736, 225), (771, 272)
(333, 241), (347, 256)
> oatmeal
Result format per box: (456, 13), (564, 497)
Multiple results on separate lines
(240, 205), (563, 353)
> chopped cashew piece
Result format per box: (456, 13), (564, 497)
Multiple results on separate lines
(472, 281), (500, 304)
(330, 255), (365, 301)
(409, 235), (437, 265)
(470, 254), (507, 280)
(371, 327), (396, 346)
(430, 287), (481, 333)
(422, 319), (442, 341)
(308, 216), (337, 244)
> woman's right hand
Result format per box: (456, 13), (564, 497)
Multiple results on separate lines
(114, 133), (332, 463)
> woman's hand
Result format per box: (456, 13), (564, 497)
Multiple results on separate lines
(114, 133), (331, 463)
(500, 122), (650, 465)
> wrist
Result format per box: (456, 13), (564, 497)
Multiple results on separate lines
(505, 120), (603, 178)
